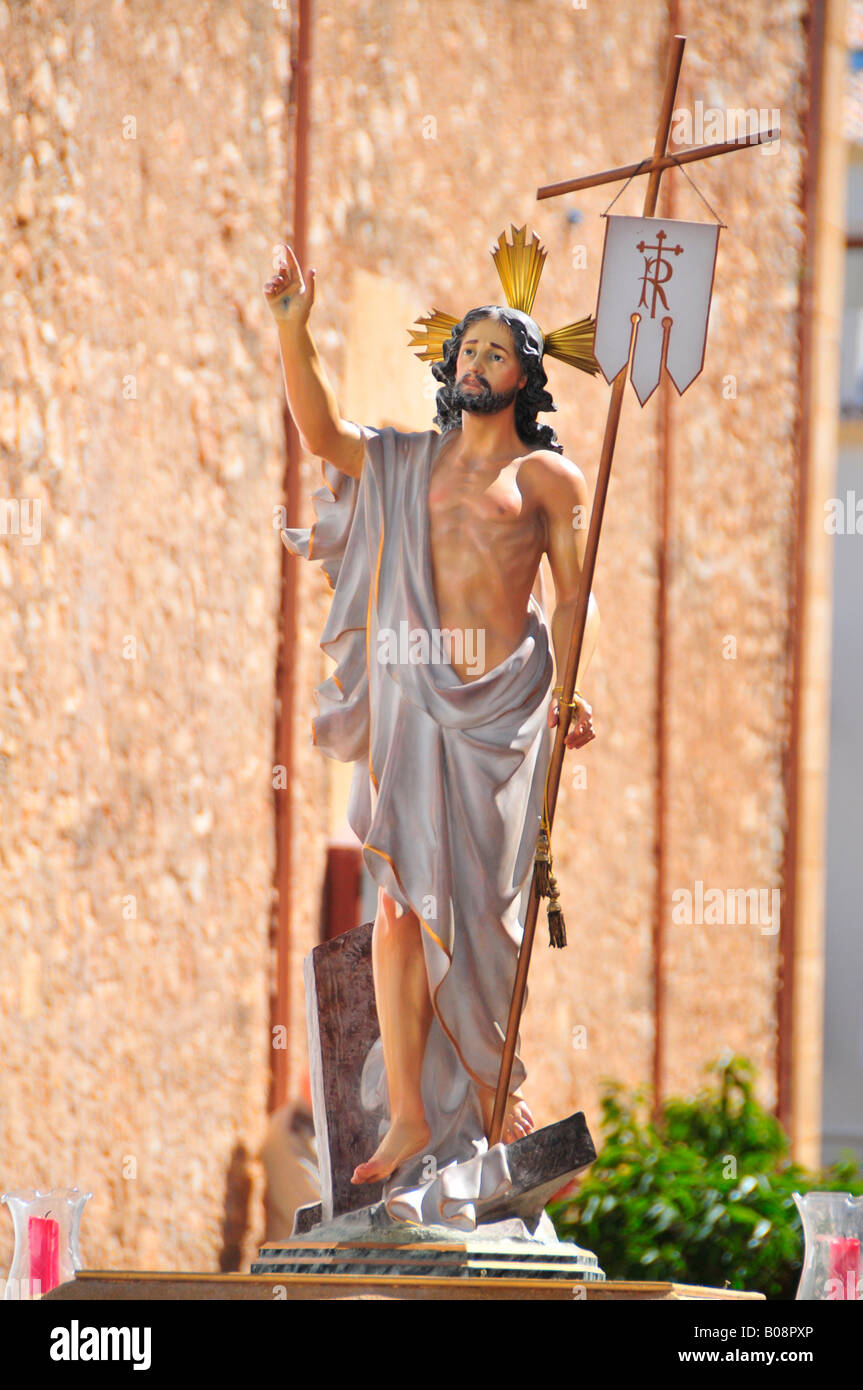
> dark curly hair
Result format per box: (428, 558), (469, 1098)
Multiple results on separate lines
(431, 305), (563, 454)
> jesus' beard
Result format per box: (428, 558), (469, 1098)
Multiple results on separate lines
(452, 377), (520, 416)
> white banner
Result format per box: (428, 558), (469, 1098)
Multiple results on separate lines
(593, 214), (721, 406)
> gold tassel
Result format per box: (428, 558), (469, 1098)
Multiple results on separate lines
(534, 827), (552, 898)
(535, 773), (567, 947)
(547, 871), (567, 949)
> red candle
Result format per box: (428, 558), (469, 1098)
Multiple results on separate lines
(828, 1236), (860, 1300)
(28, 1215), (60, 1296)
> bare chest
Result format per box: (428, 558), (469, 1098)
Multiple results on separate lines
(427, 457), (544, 553)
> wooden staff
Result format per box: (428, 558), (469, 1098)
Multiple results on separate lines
(488, 34), (688, 1147)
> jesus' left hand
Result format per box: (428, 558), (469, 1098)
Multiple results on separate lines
(548, 692), (596, 749)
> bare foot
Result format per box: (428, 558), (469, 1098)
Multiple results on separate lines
(478, 1085), (535, 1144)
(350, 1116), (431, 1185)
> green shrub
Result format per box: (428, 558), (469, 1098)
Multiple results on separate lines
(549, 1054), (863, 1300)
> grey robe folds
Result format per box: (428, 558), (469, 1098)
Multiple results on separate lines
(281, 424), (554, 1229)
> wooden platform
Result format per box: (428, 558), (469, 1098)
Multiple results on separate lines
(44, 1271), (765, 1301)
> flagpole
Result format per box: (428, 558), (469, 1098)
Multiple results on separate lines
(488, 34), (687, 1148)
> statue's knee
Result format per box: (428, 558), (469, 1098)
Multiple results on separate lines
(379, 888), (401, 917)
(377, 889), (420, 935)
(376, 890), (400, 933)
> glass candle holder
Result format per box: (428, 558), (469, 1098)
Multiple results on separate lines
(1, 1188), (91, 1300)
(793, 1192), (863, 1300)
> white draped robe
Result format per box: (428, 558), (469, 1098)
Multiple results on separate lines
(282, 424), (554, 1229)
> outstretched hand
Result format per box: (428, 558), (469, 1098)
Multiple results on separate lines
(263, 243), (316, 325)
(548, 691), (596, 749)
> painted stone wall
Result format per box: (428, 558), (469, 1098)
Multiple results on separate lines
(0, 0), (294, 1273)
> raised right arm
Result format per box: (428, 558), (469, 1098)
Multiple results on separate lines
(263, 245), (365, 479)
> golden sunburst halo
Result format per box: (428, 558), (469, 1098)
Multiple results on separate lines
(408, 225), (599, 377)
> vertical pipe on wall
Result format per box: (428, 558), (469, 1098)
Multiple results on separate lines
(778, 0), (836, 1154)
(270, 0), (313, 1114)
(776, 0), (822, 1140)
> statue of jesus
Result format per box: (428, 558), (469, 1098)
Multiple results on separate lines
(265, 244), (599, 1221)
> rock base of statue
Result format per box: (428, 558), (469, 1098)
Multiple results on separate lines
(251, 1206), (604, 1281)
(303, 922), (604, 1223)
(290, 1105), (600, 1237)
(257, 921), (608, 1284)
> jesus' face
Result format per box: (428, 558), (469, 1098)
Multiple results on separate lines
(452, 317), (528, 416)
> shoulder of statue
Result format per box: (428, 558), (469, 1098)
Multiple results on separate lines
(521, 448), (587, 501)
